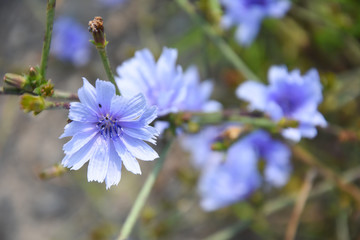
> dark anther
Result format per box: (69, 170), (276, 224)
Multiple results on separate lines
(99, 103), (102, 108)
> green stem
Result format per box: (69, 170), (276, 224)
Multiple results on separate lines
(0, 86), (22, 95)
(96, 46), (120, 95)
(187, 111), (282, 129)
(39, 0), (56, 80)
(52, 90), (79, 101)
(176, 0), (259, 81)
(204, 221), (251, 240)
(44, 101), (70, 110)
(117, 139), (174, 240)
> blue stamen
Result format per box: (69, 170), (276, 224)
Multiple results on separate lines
(97, 114), (122, 139)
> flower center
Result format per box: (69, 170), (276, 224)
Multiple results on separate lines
(244, 0), (268, 7)
(96, 113), (122, 139)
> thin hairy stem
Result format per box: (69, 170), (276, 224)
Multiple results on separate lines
(39, 0), (56, 80)
(117, 139), (174, 240)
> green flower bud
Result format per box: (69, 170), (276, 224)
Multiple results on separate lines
(3, 73), (27, 93)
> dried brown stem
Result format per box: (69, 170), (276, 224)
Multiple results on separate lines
(293, 146), (360, 208)
(285, 169), (317, 240)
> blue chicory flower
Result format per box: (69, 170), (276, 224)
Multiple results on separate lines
(199, 139), (260, 211)
(116, 47), (186, 116)
(116, 48), (220, 117)
(236, 65), (327, 142)
(196, 129), (291, 211)
(242, 130), (292, 187)
(180, 66), (222, 113)
(51, 17), (91, 66)
(116, 48), (221, 135)
(97, 0), (127, 7)
(60, 78), (159, 189)
(181, 126), (225, 169)
(221, 0), (291, 46)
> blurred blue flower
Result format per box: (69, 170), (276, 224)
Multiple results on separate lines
(60, 78), (159, 189)
(199, 140), (260, 211)
(242, 130), (292, 187)
(181, 126), (225, 169)
(197, 130), (291, 211)
(116, 48), (220, 118)
(181, 66), (222, 112)
(236, 66), (327, 141)
(221, 0), (291, 46)
(116, 47), (186, 116)
(51, 17), (91, 66)
(97, 0), (127, 7)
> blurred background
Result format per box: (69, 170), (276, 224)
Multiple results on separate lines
(1, 0), (360, 239)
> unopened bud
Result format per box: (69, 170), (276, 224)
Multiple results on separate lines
(4, 73), (26, 89)
(3, 73), (27, 93)
(29, 67), (38, 78)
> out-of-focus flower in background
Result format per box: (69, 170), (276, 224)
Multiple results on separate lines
(181, 126), (225, 169)
(97, 0), (127, 7)
(242, 130), (291, 187)
(192, 129), (290, 211)
(116, 47), (186, 116)
(237, 66), (327, 142)
(51, 17), (91, 66)
(116, 48), (221, 135)
(221, 0), (291, 46)
(180, 66), (222, 112)
(60, 78), (159, 189)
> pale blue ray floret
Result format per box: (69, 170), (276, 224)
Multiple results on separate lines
(236, 65), (327, 142)
(60, 78), (159, 189)
(221, 0), (291, 46)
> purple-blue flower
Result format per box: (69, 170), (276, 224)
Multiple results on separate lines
(116, 48), (220, 117)
(236, 66), (327, 142)
(97, 0), (127, 7)
(51, 17), (91, 66)
(221, 0), (291, 46)
(181, 126), (225, 169)
(196, 130), (291, 211)
(199, 140), (260, 211)
(180, 66), (222, 112)
(60, 78), (159, 189)
(115, 47), (186, 116)
(242, 130), (292, 187)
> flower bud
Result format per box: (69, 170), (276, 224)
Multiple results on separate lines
(3, 73), (26, 92)
(29, 67), (37, 78)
